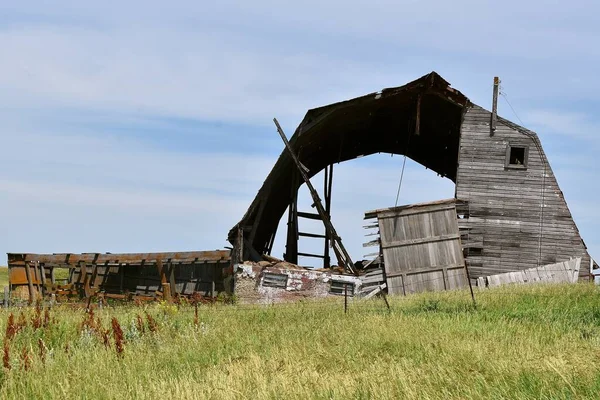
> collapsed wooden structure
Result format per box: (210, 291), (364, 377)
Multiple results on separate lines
(7, 251), (230, 303)
(7, 71), (596, 303)
(230, 71), (594, 282)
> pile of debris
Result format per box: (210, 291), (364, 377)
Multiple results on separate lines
(233, 254), (386, 304)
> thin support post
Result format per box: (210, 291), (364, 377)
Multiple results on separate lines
(323, 164), (333, 269)
(285, 170), (299, 264)
(464, 262), (477, 309)
(344, 283), (348, 314)
(266, 231), (276, 255)
(156, 259), (171, 301)
(24, 262), (35, 305)
(380, 289), (391, 312)
(35, 261), (44, 296)
(4, 286), (9, 308)
(119, 263), (124, 293)
(168, 260), (177, 299)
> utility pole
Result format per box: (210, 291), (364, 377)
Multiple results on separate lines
(491, 76), (500, 135)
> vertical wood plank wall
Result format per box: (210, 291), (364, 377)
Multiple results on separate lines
(374, 200), (468, 295)
(456, 105), (591, 280)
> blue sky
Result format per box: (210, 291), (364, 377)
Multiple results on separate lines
(0, 1), (598, 267)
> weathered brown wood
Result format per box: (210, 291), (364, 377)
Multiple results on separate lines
(7, 250), (230, 265)
(168, 260), (177, 297)
(324, 163), (333, 268)
(23, 261), (35, 304)
(90, 263), (99, 290)
(297, 212), (322, 220)
(156, 258), (171, 301)
(297, 252), (326, 259)
(298, 232), (327, 239)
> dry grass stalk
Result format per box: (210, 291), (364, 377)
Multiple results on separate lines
(3, 342), (10, 370)
(17, 312), (27, 331)
(136, 314), (145, 334)
(21, 347), (31, 371)
(101, 328), (111, 348)
(43, 308), (51, 328)
(32, 303), (43, 330)
(38, 339), (47, 364)
(5, 313), (17, 341)
(111, 317), (124, 357)
(146, 313), (158, 333)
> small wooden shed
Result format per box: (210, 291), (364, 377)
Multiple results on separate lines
(365, 199), (468, 295)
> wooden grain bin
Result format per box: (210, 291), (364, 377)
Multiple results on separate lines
(365, 199), (468, 296)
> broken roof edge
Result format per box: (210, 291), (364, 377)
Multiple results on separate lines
(228, 71), (470, 244)
(364, 198), (457, 220)
(7, 250), (232, 265)
(295, 71), (469, 137)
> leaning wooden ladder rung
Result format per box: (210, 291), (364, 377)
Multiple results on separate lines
(273, 118), (356, 275)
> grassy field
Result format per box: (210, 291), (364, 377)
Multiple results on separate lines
(0, 267), (8, 292)
(0, 284), (599, 399)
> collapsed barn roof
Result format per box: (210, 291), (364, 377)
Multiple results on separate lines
(229, 71), (470, 255)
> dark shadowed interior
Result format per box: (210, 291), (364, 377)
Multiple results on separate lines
(229, 72), (470, 260)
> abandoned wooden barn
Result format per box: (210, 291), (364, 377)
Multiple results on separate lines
(7, 71), (596, 303)
(230, 71), (595, 288)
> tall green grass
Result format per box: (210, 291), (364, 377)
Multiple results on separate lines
(0, 284), (599, 399)
(0, 267), (8, 292)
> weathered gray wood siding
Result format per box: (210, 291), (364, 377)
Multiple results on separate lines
(370, 200), (469, 295)
(456, 105), (591, 280)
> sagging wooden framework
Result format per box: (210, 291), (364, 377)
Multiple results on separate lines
(7, 251), (231, 304)
(284, 163), (335, 268)
(230, 71), (593, 282)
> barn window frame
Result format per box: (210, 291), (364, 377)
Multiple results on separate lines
(505, 144), (529, 169)
(262, 272), (288, 289)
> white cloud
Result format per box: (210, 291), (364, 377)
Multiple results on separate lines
(0, 0), (598, 265)
(525, 110), (600, 142)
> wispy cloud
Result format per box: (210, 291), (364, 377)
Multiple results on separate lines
(0, 0), (598, 264)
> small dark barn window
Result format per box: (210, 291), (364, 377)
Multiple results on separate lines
(262, 272), (288, 289)
(505, 145), (528, 169)
(329, 280), (354, 296)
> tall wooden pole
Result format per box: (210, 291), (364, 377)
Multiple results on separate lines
(491, 76), (500, 135)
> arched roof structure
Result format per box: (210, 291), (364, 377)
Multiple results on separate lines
(229, 72), (471, 256)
